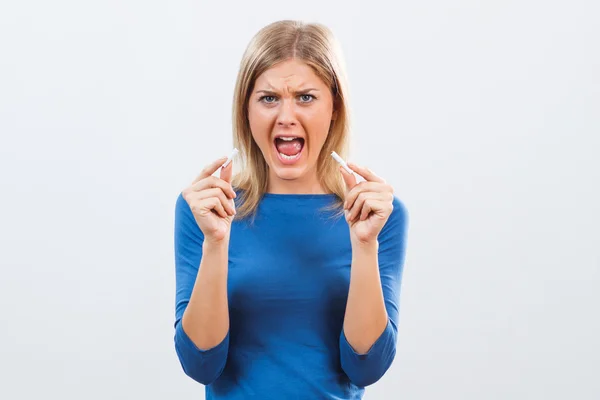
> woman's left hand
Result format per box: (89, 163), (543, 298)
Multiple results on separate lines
(340, 163), (395, 245)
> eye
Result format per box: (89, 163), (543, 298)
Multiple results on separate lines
(259, 95), (277, 104)
(299, 94), (315, 103)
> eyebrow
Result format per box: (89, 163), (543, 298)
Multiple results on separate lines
(255, 88), (320, 95)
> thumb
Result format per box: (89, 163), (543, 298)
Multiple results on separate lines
(339, 165), (357, 191)
(220, 159), (233, 183)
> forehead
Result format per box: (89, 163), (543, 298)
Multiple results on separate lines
(254, 59), (327, 90)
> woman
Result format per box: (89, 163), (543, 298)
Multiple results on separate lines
(174, 20), (409, 399)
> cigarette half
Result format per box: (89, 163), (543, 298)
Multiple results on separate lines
(222, 148), (239, 168)
(331, 151), (354, 174)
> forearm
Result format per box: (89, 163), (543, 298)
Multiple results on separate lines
(181, 239), (230, 350)
(343, 239), (388, 354)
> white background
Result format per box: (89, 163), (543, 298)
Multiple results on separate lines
(1, 1), (598, 399)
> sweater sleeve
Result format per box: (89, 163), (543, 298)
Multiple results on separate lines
(339, 196), (409, 387)
(173, 193), (229, 385)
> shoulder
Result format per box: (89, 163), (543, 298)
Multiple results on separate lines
(391, 196), (408, 220)
(379, 195), (409, 241)
(175, 191), (191, 217)
(388, 195), (409, 228)
(174, 191), (204, 240)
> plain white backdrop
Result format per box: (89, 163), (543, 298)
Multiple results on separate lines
(1, 1), (598, 399)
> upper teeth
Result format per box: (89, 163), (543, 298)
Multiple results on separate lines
(279, 137), (298, 141)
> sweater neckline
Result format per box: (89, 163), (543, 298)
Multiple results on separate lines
(262, 193), (338, 200)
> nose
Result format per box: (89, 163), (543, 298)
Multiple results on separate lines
(276, 98), (297, 128)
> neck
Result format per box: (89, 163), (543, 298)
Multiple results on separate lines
(267, 171), (326, 195)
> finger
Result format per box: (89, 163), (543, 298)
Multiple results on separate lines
(191, 176), (236, 199)
(220, 157), (233, 184)
(359, 200), (373, 221)
(192, 156), (229, 184)
(360, 199), (385, 221)
(346, 163), (385, 183)
(339, 165), (357, 191)
(348, 191), (369, 222)
(362, 198), (394, 221)
(203, 197), (229, 219)
(191, 188), (236, 216)
(190, 196), (228, 219)
(344, 182), (383, 211)
(348, 192), (389, 222)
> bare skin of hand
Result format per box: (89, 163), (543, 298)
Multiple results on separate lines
(340, 163), (394, 244)
(182, 156), (237, 243)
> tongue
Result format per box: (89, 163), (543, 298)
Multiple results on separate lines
(275, 139), (303, 156)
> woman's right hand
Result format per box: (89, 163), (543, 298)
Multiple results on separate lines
(182, 156), (237, 243)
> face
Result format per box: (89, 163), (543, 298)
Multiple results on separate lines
(248, 58), (335, 194)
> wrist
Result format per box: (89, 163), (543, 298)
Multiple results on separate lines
(351, 238), (379, 252)
(203, 237), (230, 250)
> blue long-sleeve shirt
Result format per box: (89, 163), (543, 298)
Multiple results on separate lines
(174, 191), (408, 399)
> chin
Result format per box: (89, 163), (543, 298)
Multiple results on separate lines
(272, 165), (306, 181)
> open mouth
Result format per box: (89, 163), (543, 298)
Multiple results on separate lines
(273, 137), (305, 164)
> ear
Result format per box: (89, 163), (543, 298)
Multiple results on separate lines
(331, 95), (339, 121)
(331, 101), (339, 121)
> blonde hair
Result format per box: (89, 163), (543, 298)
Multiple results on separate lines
(230, 20), (352, 221)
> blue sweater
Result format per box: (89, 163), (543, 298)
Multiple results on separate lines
(174, 191), (408, 399)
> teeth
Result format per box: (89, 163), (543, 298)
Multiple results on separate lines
(279, 152), (301, 160)
(279, 137), (298, 141)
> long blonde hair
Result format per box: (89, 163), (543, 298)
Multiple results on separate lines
(230, 20), (352, 221)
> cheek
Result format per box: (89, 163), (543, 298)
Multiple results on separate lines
(299, 107), (333, 140)
(248, 107), (275, 145)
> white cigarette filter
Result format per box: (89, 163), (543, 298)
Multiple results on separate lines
(331, 151), (353, 174)
(222, 148), (239, 168)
